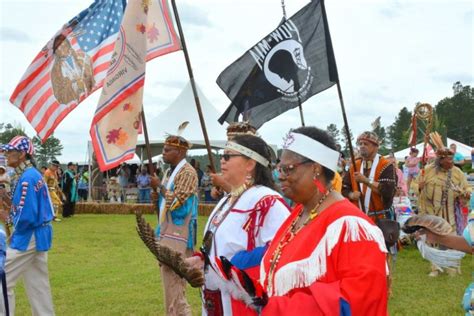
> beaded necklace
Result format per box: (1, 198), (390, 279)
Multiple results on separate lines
(202, 181), (254, 258)
(266, 189), (332, 295)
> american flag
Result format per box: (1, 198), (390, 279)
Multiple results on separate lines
(9, 0), (126, 141)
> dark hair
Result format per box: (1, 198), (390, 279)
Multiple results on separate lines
(231, 134), (276, 190)
(291, 126), (337, 184)
(26, 154), (36, 167)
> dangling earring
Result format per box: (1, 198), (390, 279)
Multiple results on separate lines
(313, 173), (327, 194)
(245, 174), (254, 187)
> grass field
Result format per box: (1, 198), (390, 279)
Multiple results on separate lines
(12, 214), (473, 315)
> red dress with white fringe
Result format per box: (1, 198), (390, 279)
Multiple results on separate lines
(260, 199), (389, 316)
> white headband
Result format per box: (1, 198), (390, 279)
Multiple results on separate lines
(225, 141), (270, 168)
(282, 132), (339, 172)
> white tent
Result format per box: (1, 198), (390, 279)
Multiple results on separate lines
(145, 82), (227, 141)
(394, 137), (473, 161)
(136, 82), (278, 160)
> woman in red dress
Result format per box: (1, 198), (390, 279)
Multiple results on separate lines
(257, 126), (389, 315)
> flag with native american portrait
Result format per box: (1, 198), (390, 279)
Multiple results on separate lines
(10, 0), (127, 141)
(217, 0), (338, 129)
(90, 0), (180, 171)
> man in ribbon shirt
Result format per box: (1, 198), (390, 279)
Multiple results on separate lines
(0, 136), (55, 315)
(342, 131), (397, 221)
(152, 134), (198, 316)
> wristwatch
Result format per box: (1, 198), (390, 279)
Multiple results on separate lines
(367, 178), (374, 186)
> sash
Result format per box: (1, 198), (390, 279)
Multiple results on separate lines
(360, 154), (380, 213)
(159, 158), (186, 224)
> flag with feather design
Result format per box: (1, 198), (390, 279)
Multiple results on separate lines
(90, 0), (180, 171)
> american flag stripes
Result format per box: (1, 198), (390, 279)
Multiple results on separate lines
(9, 0), (126, 141)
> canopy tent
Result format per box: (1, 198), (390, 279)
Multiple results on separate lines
(136, 139), (226, 160)
(136, 81), (228, 160)
(144, 82), (227, 141)
(393, 137), (473, 161)
(136, 82), (279, 160)
(123, 153), (162, 164)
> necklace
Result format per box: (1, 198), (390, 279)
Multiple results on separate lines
(229, 178), (254, 203)
(266, 189), (332, 296)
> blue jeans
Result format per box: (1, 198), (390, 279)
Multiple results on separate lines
(138, 188), (151, 203)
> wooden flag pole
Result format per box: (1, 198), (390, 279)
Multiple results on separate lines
(140, 110), (154, 175)
(321, 0), (364, 209)
(170, 0), (216, 172)
(141, 109), (161, 221)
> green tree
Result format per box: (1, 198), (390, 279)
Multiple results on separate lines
(435, 82), (474, 145)
(341, 126), (354, 158)
(326, 123), (341, 146)
(387, 107), (412, 151)
(33, 135), (64, 168)
(0, 123), (27, 144)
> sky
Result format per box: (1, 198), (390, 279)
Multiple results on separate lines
(0, 0), (473, 163)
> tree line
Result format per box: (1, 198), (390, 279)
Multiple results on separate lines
(327, 81), (473, 155)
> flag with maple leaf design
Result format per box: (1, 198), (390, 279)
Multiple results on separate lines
(90, 0), (180, 171)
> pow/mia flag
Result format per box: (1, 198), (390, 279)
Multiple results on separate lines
(217, 0), (338, 128)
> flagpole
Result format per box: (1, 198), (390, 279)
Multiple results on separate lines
(297, 95), (305, 126)
(140, 110), (155, 175)
(170, 0), (216, 172)
(321, 0), (363, 208)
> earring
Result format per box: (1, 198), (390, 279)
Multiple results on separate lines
(312, 174), (327, 194)
(245, 174), (254, 187)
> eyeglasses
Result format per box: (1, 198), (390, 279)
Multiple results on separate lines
(221, 153), (245, 161)
(277, 160), (312, 176)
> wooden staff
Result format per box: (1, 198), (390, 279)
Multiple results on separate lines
(170, 0), (216, 172)
(321, 0), (364, 208)
(141, 110), (160, 222)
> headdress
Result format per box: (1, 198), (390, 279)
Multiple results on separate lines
(164, 121), (192, 149)
(226, 122), (257, 140)
(282, 132), (339, 172)
(435, 147), (454, 158)
(356, 131), (380, 146)
(0, 136), (35, 155)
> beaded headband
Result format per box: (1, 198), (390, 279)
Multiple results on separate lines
(225, 141), (270, 168)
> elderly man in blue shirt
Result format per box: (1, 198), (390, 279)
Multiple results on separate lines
(0, 136), (55, 315)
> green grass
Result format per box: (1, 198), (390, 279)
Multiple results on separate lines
(11, 214), (472, 315)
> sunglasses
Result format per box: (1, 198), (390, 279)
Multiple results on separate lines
(221, 153), (246, 161)
(277, 160), (312, 176)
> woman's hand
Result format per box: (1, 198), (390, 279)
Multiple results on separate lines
(185, 255), (204, 270)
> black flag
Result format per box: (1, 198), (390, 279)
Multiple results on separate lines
(217, 0), (338, 128)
